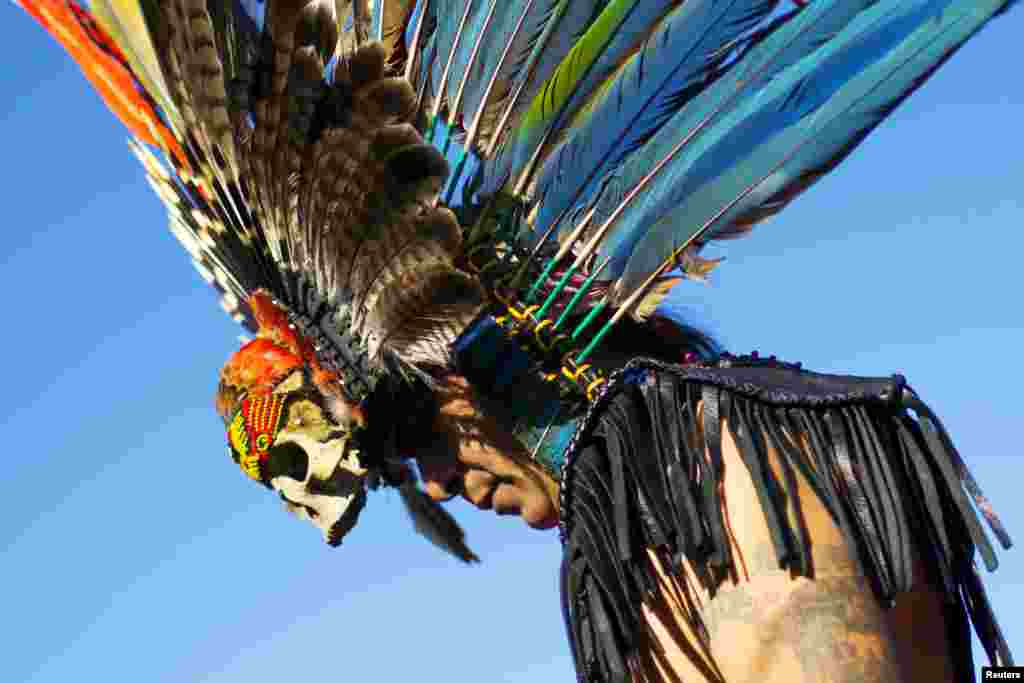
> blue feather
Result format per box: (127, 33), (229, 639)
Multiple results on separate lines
(417, 29), (438, 98)
(498, 0), (684, 193)
(430, 0), (462, 104)
(479, 0), (606, 194)
(444, 1), (498, 114)
(373, 0), (384, 41)
(457, 0), (574, 146)
(608, 0), (1015, 297)
(405, 0), (427, 47)
(586, 0), (882, 278)
(529, 0), (781, 249)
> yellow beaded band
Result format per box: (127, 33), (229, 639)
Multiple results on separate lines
(489, 290), (608, 402)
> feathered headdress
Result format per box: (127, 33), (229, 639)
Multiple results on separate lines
(18, 0), (1019, 552)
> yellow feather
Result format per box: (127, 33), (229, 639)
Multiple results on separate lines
(90, 0), (184, 133)
(631, 276), (682, 321)
(679, 249), (724, 283)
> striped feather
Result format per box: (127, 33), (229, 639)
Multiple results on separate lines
(352, 0), (372, 44)
(17, 0), (1020, 380)
(129, 138), (259, 330)
(18, 0), (487, 373)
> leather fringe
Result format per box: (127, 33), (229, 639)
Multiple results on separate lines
(559, 357), (1012, 683)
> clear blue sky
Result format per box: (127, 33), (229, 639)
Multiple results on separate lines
(1, 4), (1021, 682)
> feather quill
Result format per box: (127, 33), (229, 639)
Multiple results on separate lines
(457, 0), (553, 151)
(444, 0), (499, 123)
(428, 0), (479, 123)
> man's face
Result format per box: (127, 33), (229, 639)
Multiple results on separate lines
(415, 375), (560, 530)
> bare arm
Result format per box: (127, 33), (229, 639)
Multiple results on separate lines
(634, 406), (938, 683)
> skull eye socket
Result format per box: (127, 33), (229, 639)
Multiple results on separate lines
(263, 441), (309, 482)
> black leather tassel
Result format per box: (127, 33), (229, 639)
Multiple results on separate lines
(558, 357), (1012, 683)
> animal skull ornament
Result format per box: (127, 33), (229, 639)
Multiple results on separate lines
(269, 414), (369, 547)
(226, 372), (371, 546)
(215, 291), (376, 546)
(215, 291), (477, 560)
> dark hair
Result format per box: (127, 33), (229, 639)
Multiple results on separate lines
(362, 368), (440, 468)
(363, 307), (721, 465)
(563, 307), (722, 371)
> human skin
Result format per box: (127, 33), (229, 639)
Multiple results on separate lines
(635, 404), (956, 683)
(418, 374), (560, 529)
(417, 373), (958, 683)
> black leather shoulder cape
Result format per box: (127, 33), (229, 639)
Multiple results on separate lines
(558, 355), (1012, 683)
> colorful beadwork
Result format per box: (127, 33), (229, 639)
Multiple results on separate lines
(228, 395), (287, 481)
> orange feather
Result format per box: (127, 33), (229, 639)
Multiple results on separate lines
(18, 0), (189, 172)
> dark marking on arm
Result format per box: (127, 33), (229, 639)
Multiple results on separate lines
(697, 545), (904, 683)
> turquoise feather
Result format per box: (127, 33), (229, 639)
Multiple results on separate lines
(529, 0), (781, 250)
(443, 0), (497, 115)
(477, 0), (606, 192)
(426, 0), (597, 140)
(457, 0), (574, 151)
(404, 0), (427, 47)
(608, 0), (1017, 298)
(485, 0), (680, 194)
(16, 0), (1020, 599)
(373, 0), (385, 41)
(583, 0), (897, 279)
(429, 0), (464, 107)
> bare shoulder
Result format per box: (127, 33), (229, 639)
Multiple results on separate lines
(640, 551), (905, 683)
(634, 403), (950, 683)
